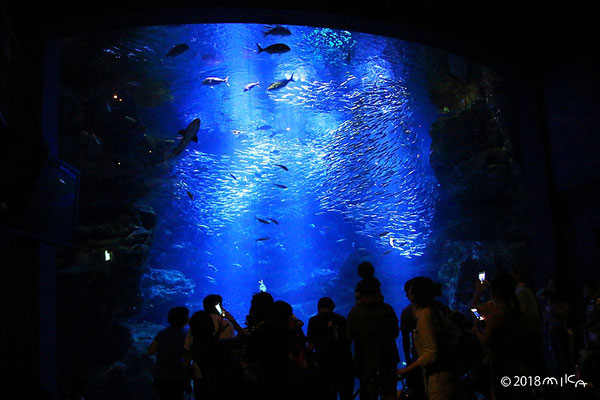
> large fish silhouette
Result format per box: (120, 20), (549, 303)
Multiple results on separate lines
(167, 118), (200, 159)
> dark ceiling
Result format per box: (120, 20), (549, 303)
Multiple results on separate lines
(4, 1), (600, 76)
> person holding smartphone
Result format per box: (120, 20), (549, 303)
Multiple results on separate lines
(473, 273), (529, 400)
(202, 294), (238, 339)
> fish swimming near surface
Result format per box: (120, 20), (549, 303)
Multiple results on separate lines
(168, 118), (201, 159)
(274, 164), (289, 171)
(267, 73), (294, 90)
(230, 173), (237, 180)
(255, 237), (271, 241)
(255, 216), (271, 224)
(378, 231), (391, 237)
(166, 44), (190, 57)
(244, 81), (260, 91)
(186, 191), (194, 200)
(264, 26), (292, 37)
(202, 76), (230, 86)
(256, 43), (290, 54)
(273, 183), (288, 189)
(268, 218), (279, 225)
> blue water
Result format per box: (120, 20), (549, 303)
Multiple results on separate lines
(100, 23), (440, 334)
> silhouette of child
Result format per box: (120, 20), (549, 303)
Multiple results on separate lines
(354, 261), (382, 300)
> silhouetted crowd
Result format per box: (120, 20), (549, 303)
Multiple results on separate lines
(146, 262), (600, 400)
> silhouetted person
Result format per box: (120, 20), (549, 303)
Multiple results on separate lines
(448, 310), (486, 399)
(397, 277), (458, 400)
(240, 292), (279, 400)
(273, 300), (311, 399)
(400, 278), (425, 400)
(307, 297), (354, 400)
(203, 294), (235, 339)
(355, 261), (382, 300)
(579, 283), (600, 391)
(202, 294), (245, 398)
(511, 266), (544, 374)
(473, 273), (530, 400)
(347, 278), (399, 400)
(273, 300), (307, 370)
(148, 306), (190, 400)
(183, 310), (219, 400)
(245, 291), (275, 331)
(542, 291), (573, 375)
(536, 275), (558, 307)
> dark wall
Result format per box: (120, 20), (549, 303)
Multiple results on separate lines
(542, 53), (600, 314)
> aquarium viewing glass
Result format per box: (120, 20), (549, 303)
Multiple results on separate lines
(58, 23), (441, 332)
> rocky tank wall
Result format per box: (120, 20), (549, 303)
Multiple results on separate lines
(421, 49), (532, 310)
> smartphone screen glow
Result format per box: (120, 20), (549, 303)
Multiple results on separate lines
(471, 308), (485, 320)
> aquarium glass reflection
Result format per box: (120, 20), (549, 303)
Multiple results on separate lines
(63, 23), (441, 329)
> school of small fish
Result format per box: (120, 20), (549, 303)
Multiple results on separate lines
(106, 24), (440, 298)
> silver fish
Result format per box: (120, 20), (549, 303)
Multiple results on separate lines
(267, 73), (294, 90)
(205, 276), (217, 285)
(244, 81), (260, 91)
(202, 76), (229, 86)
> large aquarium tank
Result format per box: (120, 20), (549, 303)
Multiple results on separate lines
(57, 22), (529, 393)
(154, 25), (437, 323)
(138, 24), (439, 321)
(59, 22), (439, 325)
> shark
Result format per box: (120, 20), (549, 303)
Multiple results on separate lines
(167, 118), (200, 159)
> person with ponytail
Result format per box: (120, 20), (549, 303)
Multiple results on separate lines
(397, 277), (458, 400)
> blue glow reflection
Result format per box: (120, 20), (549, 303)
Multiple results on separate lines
(117, 23), (441, 329)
